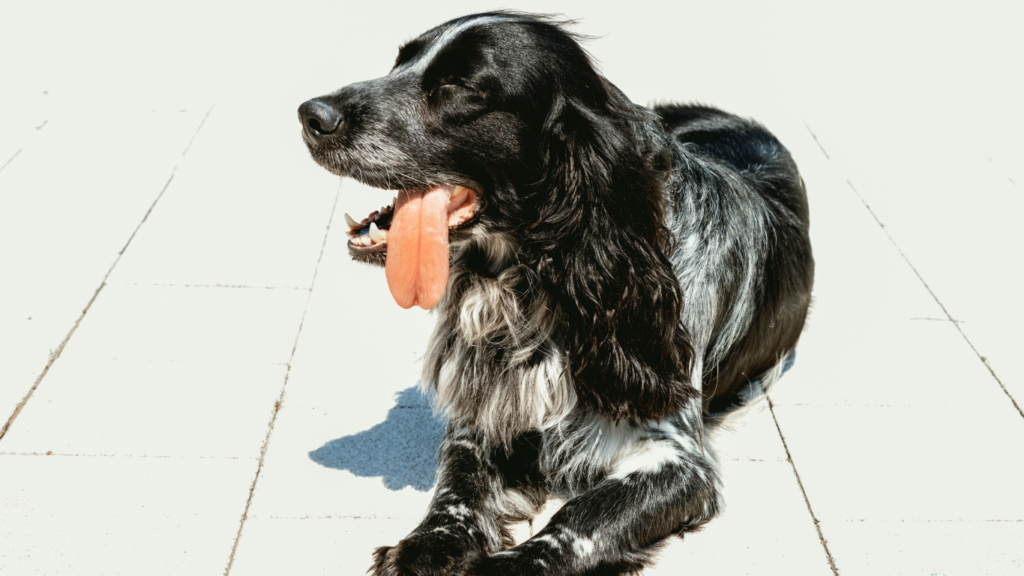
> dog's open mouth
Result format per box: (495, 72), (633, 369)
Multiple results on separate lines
(345, 184), (477, 310)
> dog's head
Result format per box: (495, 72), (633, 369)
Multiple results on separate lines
(299, 12), (695, 421)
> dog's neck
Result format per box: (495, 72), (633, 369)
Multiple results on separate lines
(421, 234), (578, 447)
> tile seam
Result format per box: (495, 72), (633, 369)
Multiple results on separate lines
(844, 179), (1024, 422)
(223, 182), (341, 576)
(0, 104), (216, 443)
(767, 397), (840, 575)
(802, 120), (1023, 422)
(0, 148), (22, 173)
(117, 282), (311, 290)
(0, 451), (259, 460)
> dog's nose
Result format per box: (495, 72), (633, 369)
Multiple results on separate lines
(298, 99), (343, 139)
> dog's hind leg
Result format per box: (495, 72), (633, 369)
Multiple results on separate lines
(371, 424), (547, 576)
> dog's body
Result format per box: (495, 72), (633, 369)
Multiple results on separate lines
(299, 12), (812, 575)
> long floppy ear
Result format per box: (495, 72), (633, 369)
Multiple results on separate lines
(525, 85), (697, 423)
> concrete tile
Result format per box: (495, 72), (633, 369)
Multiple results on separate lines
(774, 319), (1008, 409)
(0, 108), (209, 421)
(774, 405), (1024, 522)
(794, 132), (942, 327)
(957, 320), (1024, 414)
(247, 389), (441, 521)
(758, 121), (1002, 409)
(238, 462), (826, 575)
(822, 520), (1024, 576)
(59, 283), (308, 365)
(242, 198), (443, 521)
(710, 405), (788, 462)
(0, 316), (63, 419)
(0, 454), (254, 576)
(107, 102), (341, 288)
(0, 383), (26, 429)
(0, 88), (49, 171)
(646, 460), (832, 575)
(231, 517), (415, 576)
(802, 100), (1024, 411)
(277, 191), (435, 411)
(1, 357), (286, 459)
(0, 108), (207, 321)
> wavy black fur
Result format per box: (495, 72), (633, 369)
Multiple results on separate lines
(299, 11), (813, 576)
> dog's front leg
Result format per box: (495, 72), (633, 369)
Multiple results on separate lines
(371, 425), (545, 576)
(455, 429), (723, 575)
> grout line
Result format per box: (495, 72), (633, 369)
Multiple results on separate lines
(223, 183), (340, 576)
(120, 282), (311, 291)
(766, 397), (840, 575)
(0, 148), (22, 173)
(0, 281), (106, 442)
(803, 118), (1024, 422)
(845, 179), (1024, 421)
(0, 104), (216, 443)
(802, 121), (830, 159)
(181, 108), (211, 156)
(116, 104), (215, 259)
(0, 451), (257, 460)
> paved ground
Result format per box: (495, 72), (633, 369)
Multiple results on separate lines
(2, 1), (1022, 574)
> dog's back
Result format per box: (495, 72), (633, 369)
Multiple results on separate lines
(655, 104), (814, 414)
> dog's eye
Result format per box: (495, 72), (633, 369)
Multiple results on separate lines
(429, 77), (468, 98)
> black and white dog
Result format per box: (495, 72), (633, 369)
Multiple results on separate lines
(299, 12), (813, 575)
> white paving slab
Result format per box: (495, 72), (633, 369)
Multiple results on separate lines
(0, 108), (210, 424)
(245, 389), (440, 521)
(0, 88), (49, 173)
(646, 460), (831, 575)
(230, 517), (414, 576)
(1, 357), (286, 459)
(774, 404), (1024, 522)
(240, 194), (443, 523)
(710, 405), (789, 463)
(0, 316), (62, 420)
(802, 91), (1024, 409)
(57, 283), (308, 365)
(236, 460), (829, 574)
(0, 454), (254, 576)
(760, 120), (1006, 411)
(821, 520), (1024, 576)
(277, 181), (435, 411)
(0, 108), (208, 322)
(107, 102), (340, 289)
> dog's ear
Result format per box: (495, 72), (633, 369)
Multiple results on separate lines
(526, 86), (697, 422)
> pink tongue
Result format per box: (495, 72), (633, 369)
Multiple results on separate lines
(385, 187), (450, 309)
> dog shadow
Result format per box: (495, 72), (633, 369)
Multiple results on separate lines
(308, 386), (445, 492)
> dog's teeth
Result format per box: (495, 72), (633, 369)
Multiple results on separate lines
(344, 213), (359, 228)
(369, 222), (387, 243)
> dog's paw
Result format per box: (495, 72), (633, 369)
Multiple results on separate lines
(369, 532), (476, 576)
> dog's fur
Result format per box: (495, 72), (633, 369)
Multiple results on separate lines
(299, 12), (813, 575)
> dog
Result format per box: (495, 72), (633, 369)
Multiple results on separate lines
(298, 11), (813, 575)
